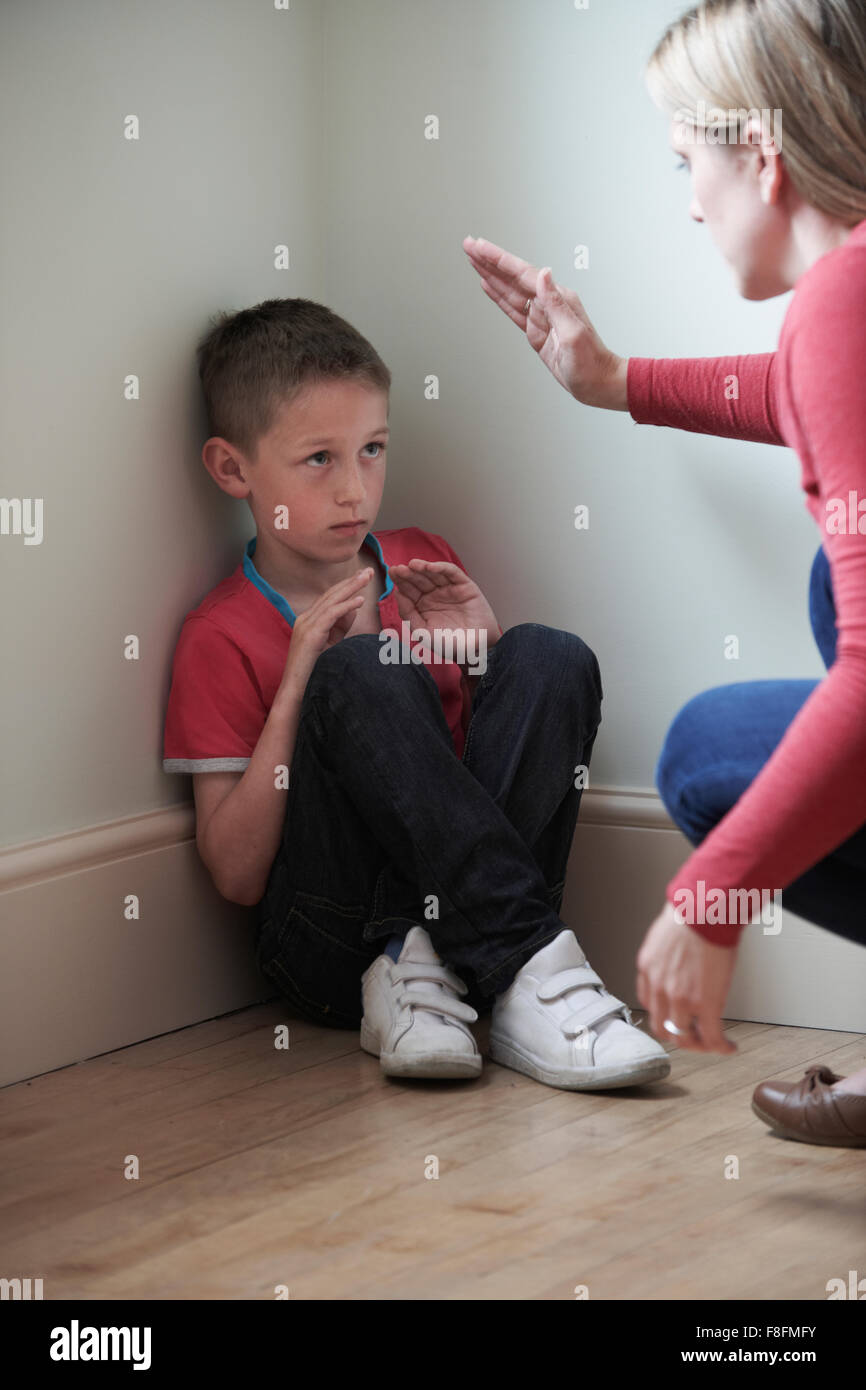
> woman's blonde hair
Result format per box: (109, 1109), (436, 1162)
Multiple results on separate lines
(646, 0), (866, 224)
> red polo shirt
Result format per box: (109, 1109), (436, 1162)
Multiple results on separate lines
(163, 526), (474, 772)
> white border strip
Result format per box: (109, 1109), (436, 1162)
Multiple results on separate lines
(0, 805), (197, 894)
(0, 787), (671, 895)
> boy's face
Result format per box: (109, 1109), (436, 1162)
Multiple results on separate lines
(246, 378), (389, 562)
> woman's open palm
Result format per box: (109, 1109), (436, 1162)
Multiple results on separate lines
(462, 235), (621, 408)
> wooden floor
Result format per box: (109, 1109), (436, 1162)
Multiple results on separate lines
(2, 1004), (864, 1300)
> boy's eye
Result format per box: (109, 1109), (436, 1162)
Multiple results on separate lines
(305, 442), (386, 466)
(674, 159), (688, 172)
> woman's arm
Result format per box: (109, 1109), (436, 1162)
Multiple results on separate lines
(627, 352), (784, 445)
(666, 261), (866, 945)
(463, 237), (785, 442)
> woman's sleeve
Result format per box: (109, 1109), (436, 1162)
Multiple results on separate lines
(665, 264), (866, 945)
(627, 353), (784, 445)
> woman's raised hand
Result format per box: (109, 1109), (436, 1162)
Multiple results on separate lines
(462, 236), (628, 411)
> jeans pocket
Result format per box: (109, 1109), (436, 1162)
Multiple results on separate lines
(260, 889), (375, 1029)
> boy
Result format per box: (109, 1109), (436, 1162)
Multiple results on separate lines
(163, 297), (669, 1090)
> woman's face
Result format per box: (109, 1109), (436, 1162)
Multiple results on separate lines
(670, 117), (790, 299)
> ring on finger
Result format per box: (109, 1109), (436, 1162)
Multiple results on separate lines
(663, 1017), (699, 1038)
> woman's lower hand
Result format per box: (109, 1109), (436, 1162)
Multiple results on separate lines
(636, 899), (739, 1054)
(462, 235), (628, 410)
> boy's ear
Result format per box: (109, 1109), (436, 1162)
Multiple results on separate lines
(201, 436), (252, 499)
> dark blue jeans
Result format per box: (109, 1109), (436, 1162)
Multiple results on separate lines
(255, 623), (603, 1028)
(657, 544), (866, 947)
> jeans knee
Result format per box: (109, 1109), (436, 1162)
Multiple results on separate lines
(655, 688), (727, 826)
(808, 543), (837, 670)
(568, 630), (602, 703)
(501, 623), (602, 701)
(306, 632), (389, 688)
(656, 694), (698, 796)
(306, 630), (439, 714)
(314, 632), (381, 668)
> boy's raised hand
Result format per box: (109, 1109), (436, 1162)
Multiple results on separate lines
(279, 567), (374, 694)
(388, 558), (499, 643)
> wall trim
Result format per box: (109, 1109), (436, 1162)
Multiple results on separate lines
(0, 805), (196, 894)
(579, 784), (672, 831)
(0, 786), (669, 896)
(1, 787), (862, 1088)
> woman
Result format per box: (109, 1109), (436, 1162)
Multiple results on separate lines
(463, 0), (866, 1146)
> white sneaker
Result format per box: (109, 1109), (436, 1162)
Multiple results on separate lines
(360, 926), (482, 1079)
(489, 929), (671, 1090)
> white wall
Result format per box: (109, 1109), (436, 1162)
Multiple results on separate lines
(1, 0), (325, 850)
(320, 0), (822, 793)
(1, 0), (824, 855)
(2, 0), (854, 1085)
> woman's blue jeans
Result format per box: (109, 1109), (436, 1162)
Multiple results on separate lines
(255, 623), (603, 1028)
(656, 544), (866, 947)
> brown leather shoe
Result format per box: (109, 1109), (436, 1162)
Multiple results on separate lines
(752, 1064), (866, 1147)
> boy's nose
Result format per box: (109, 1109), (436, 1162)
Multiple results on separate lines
(336, 484), (366, 505)
(336, 467), (367, 504)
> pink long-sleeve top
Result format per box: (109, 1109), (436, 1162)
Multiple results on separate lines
(627, 216), (866, 946)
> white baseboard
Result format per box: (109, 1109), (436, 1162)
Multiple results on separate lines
(0, 788), (862, 1087)
(0, 807), (265, 1089)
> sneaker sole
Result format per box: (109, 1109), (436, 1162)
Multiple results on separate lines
(360, 1020), (481, 1079)
(750, 1098), (866, 1147)
(488, 1030), (671, 1090)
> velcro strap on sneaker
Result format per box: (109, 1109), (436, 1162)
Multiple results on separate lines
(399, 986), (479, 1025)
(392, 962), (469, 994)
(536, 965), (604, 1001)
(562, 992), (628, 1036)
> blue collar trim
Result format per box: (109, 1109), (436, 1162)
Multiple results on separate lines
(243, 532), (393, 626)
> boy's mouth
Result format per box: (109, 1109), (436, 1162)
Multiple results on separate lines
(330, 520), (365, 532)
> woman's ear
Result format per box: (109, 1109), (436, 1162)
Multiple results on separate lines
(746, 115), (784, 206)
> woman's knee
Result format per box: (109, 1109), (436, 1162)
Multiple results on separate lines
(655, 687), (733, 832)
(808, 543), (838, 670)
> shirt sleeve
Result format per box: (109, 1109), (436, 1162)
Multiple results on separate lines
(162, 616), (268, 774)
(666, 265), (866, 945)
(627, 353), (784, 445)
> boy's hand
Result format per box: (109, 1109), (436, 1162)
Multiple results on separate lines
(388, 559), (500, 646)
(279, 567), (374, 693)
